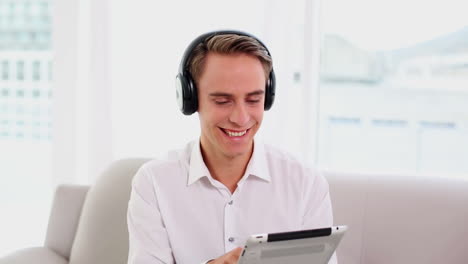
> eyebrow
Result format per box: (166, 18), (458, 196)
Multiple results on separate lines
(209, 90), (265, 97)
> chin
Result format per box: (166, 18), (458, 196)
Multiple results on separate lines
(221, 141), (252, 158)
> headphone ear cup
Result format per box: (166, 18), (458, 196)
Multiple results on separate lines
(176, 73), (186, 113)
(185, 74), (198, 115)
(176, 72), (198, 115)
(264, 70), (276, 111)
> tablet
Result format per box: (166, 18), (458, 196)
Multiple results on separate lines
(238, 225), (347, 264)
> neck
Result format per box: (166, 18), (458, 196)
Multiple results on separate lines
(200, 140), (253, 194)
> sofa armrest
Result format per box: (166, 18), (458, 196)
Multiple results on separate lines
(44, 185), (90, 260)
(0, 247), (67, 264)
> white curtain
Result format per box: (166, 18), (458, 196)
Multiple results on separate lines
(53, 0), (113, 184)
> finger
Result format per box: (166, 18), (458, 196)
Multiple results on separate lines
(231, 247), (243, 258)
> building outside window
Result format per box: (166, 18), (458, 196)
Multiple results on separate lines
(0, 0), (52, 256)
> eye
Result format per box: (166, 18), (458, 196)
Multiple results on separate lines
(214, 100), (230, 105)
(247, 99), (260, 104)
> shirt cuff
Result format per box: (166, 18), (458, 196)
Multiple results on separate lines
(202, 260), (214, 264)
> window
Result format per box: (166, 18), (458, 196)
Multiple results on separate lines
(32, 60), (40, 81)
(318, 0), (468, 177)
(1, 61), (8, 80)
(16, 60), (25, 80)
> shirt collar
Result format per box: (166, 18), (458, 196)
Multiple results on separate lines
(187, 140), (212, 185)
(243, 140), (271, 183)
(187, 139), (271, 186)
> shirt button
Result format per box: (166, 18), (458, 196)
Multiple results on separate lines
(228, 237), (235, 243)
(228, 200), (233, 205)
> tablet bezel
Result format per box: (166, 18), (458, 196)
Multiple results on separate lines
(238, 225), (347, 264)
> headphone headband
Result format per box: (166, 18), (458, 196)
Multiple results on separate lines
(179, 30), (272, 75)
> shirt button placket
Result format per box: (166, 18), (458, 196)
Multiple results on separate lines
(224, 198), (236, 251)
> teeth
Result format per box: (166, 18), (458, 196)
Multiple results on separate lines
(226, 130), (247, 137)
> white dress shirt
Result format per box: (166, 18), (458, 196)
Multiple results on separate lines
(127, 140), (336, 264)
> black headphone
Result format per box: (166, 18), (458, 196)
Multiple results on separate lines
(175, 30), (276, 115)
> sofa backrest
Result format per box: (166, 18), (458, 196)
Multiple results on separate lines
(45, 185), (90, 260)
(326, 172), (468, 264)
(69, 158), (149, 264)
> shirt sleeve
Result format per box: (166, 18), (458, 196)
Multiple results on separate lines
(301, 169), (333, 229)
(127, 164), (175, 264)
(301, 169), (338, 264)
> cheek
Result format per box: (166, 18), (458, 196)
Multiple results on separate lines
(199, 109), (226, 128)
(252, 108), (264, 123)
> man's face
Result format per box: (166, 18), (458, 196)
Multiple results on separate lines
(197, 52), (266, 159)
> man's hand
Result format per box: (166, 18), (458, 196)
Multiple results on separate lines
(208, 247), (243, 264)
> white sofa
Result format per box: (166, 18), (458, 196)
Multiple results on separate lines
(1, 158), (467, 264)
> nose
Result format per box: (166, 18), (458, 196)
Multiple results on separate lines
(229, 102), (250, 127)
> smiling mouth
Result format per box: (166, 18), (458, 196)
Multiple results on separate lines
(221, 128), (248, 137)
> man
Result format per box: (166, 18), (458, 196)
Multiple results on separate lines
(127, 30), (336, 264)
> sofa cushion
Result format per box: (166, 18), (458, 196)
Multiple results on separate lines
(0, 247), (67, 264)
(326, 172), (468, 264)
(69, 158), (148, 264)
(327, 172), (369, 264)
(363, 175), (468, 264)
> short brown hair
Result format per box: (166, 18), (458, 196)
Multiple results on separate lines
(187, 34), (273, 84)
